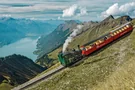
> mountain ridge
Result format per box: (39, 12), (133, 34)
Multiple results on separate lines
(0, 17), (64, 47)
(0, 54), (45, 88)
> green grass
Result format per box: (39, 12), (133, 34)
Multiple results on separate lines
(48, 47), (62, 61)
(0, 83), (13, 90)
(31, 22), (135, 90)
(36, 63), (61, 77)
(132, 19), (135, 25)
(92, 57), (135, 90)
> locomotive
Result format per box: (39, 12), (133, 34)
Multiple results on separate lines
(58, 22), (133, 66)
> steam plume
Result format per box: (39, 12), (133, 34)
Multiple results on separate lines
(62, 25), (83, 53)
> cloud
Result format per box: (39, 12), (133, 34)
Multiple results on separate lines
(0, 4), (67, 13)
(62, 4), (88, 17)
(101, 2), (135, 18)
(62, 4), (78, 17)
(0, 0), (134, 21)
(78, 7), (88, 16)
(1, 14), (11, 17)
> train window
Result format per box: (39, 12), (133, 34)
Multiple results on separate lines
(92, 43), (96, 47)
(86, 46), (92, 49)
(95, 42), (98, 45)
(85, 47), (88, 51)
(89, 46), (92, 49)
(96, 40), (102, 44)
(126, 25), (129, 28)
(110, 34), (113, 36)
(119, 29), (122, 32)
(95, 41), (100, 45)
(124, 27), (127, 30)
(116, 31), (119, 34)
(114, 32), (117, 35)
(98, 40), (102, 43)
(122, 28), (124, 31)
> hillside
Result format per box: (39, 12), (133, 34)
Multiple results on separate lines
(35, 20), (79, 58)
(0, 17), (63, 47)
(39, 15), (131, 67)
(35, 20), (98, 67)
(30, 16), (135, 90)
(0, 54), (45, 90)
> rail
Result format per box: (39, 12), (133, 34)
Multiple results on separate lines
(12, 65), (65, 90)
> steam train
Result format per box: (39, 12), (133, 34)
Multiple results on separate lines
(58, 22), (133, 66)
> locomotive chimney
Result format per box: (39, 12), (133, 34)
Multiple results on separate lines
(77, 45), (80, 50)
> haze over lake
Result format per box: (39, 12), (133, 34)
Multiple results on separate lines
(0, 37), (38, 60)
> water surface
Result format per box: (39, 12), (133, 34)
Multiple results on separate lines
(0, 38), (38, 60)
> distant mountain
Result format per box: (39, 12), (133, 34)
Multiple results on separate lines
(0, 17), (64, 47)
(34, 20), (80, 58)
(0, 54), (45, 87)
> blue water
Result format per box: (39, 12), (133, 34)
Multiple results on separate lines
(0, 37), (38, 61)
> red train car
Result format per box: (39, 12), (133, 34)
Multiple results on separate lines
(81, 22), (133, 56)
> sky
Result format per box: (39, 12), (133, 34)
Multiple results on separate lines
(0, 0), (135, 21)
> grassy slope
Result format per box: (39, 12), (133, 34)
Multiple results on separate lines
(92, 19), (135, 90)
(0, 83), (13, 90)
(31, 19), (135, 90)
(92, 57), (135, 90)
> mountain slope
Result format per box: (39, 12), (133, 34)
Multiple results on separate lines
(0, 17), (63, 47)
(35, 20), (79, 58)
(30, 16), (135, 90)
(35, 20), (98, 67)
(42, 15), (131, 67)
(0, 54), (45, 90)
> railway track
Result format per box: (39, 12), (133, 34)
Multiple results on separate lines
(12, 56), (88, 90)
(12, 65), (65, 90)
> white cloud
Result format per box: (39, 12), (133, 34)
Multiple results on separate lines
(62, 4), (78, 17)
(101, 2), (135, 18)
(78, 7), (88, 16)
(62, 4), (88, 17)
(1, 14), (11, 17)
(0, 0), (134, 21)
(0, 4), (67, 13)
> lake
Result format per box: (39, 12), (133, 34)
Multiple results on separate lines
(0, 37), (38, 61)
